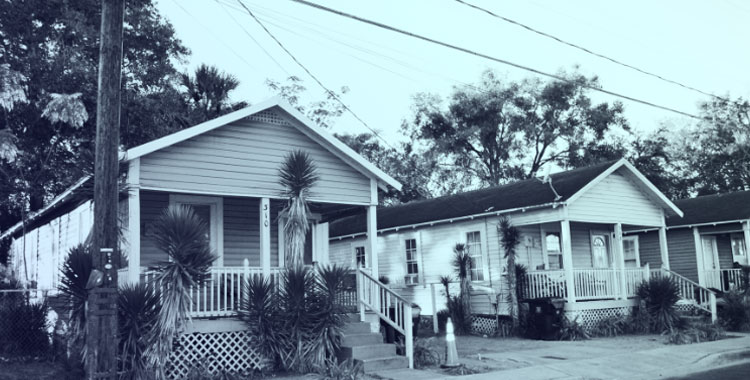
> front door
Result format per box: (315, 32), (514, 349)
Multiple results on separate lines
(591, 234), (609, 268)
(701, 236), (720, 288)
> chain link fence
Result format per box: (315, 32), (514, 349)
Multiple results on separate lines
(0, 288), (63, 359)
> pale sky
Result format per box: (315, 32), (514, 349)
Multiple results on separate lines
(155, 0), (750, 143)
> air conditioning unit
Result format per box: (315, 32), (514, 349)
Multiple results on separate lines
(404, 274), (419, 285)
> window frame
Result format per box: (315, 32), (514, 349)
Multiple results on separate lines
(353, 245), (366, 268)
(544, 232), (563, 270)
(465, 230), (485, 282)
(731, 234), (746, 258)
(169, 194), (224, 266)
(623, 235), (640, 268)
(404, 237), (419, 285)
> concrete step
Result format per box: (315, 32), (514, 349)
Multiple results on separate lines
(339, 343), (396, 361)
(342, 332), (383, 347)
(343, 322), (372, 334)
(358, 355), (409, 372)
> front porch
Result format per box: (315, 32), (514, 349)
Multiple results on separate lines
(523, 265), (651, 301)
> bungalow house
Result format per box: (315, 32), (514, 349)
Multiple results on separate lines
(0, 97), (403, 375)
(329, 159), (697, 329)
(627, 190), (750, 292)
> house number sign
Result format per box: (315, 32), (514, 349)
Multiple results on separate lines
(263, 202), (269, 228)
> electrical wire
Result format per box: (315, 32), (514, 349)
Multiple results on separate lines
(287, 0), (701, 119)
(453, 0), (726, 102)
(234, 0), (398, 149)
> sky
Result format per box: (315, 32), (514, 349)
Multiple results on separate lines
(155, 0), (750, 144)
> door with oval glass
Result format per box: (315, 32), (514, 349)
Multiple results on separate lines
(701, 235), (720, 288)
(591, 234), (610, 268)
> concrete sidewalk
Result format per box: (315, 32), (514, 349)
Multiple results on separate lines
(375, 334), (750, 380)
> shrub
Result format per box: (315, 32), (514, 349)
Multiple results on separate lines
(718, 291), (750, 331)
(0, 299), (50, 357)
(436, 309), (450, 332)
(636, 276), (680, 333)
(320, 358), (362, 380)
(58, 244), (93, 349)
(592, 315), (628, 337)
(396, 337), (440, 369)
(559, 316), (589, 341)
(666, 323), (726, 345)
(446, 295), (471, 335)
(118, 283), (161, 379)
(626, 306), (653, 334)
(239, 264), (348, 373)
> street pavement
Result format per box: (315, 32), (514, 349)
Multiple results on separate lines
(375, 333), (750, 380)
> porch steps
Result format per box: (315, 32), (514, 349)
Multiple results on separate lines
(338, 320), (409, 372)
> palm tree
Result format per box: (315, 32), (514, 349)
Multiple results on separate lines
(180, 64), (240, 120)
(498, 217), (521, 329)
(145, 205), (216, 378)
(452, 243), (472, 317)
(278, 150), (319, 268)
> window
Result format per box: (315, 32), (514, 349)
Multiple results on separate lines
(405, 239), (418, 275)
(354, 246), (366, 268)
(545, 233), (563, 269)
(466, 231), (484, 281)
(169, 194), (222, 265)
(623, 236), (639, 268)
(731, 234), (746, 257)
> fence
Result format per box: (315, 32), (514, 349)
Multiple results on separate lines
(0, 288), (59, 358)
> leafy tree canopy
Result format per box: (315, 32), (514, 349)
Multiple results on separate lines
(404, 69), (629, 189)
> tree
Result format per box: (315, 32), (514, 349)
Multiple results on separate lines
(498, 217), (521, 329)
(180, 64), (243, 122)
(0, 0), (190, 227)
(405, 69), (629, 189)
(267, 76), (348, 129)
(278, 150), (319, 268)
(452, 243), (471, 318)
(335, 132), (440, 204)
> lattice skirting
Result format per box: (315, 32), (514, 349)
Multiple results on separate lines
(470, 315), (513, 337)
(565, 307), (632, 332)
(167, 330), (266, 379)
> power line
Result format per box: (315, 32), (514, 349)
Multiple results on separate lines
(214, 0), (291, 77)
(233, 0), (398, 149)
(288, 0), (701, 119)
(453, 0), (726, 103)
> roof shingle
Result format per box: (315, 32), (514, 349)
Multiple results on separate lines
(669, 190), (750, 227)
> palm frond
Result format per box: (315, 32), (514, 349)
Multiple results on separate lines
(58, 245), (92, 348)
(118, 284), (161, 379)
(452, 244), (471, 280)
(499, 217), (520, 258)
(278, 150), (319, 198)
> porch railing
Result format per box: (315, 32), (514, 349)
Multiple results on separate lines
(623, 267), (649, 297)
(656, 268), (717, 322)
(703, 268), (745, 292)
(119, 266), (282, 318)
(357, 268), (413, 369)
(523, 270), (567, 299)
(573, 268), (620, 300)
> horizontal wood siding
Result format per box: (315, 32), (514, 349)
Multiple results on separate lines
(140, 191), (170, 266)
(139, 112), (371, 204)
(636, 231), (662, 268)
(329, 239), (358, 268)
(223, 197), (259, 267)
(667, 229), (698, 282)
(567, 170), (663, 226)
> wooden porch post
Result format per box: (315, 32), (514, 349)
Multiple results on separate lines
(127, 158), (140, 284)
(367, 205), (378, 279)
(693, 227), (705, 286)
(614, 223), (628, 300)
(560, 219), (576, 303)
(659, 227), (670, 271)
(743, 220), (750, 263)
(368, 179), (379, 279)
(260, 198), (271, 278)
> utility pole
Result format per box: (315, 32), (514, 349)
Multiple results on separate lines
(86, 1), (124, 379)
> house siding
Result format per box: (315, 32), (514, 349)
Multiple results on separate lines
(139, 110), (371, 205)
(635, 231), (662, 268)
(567, 170), (664, 226)
(667, 229), (699, 282)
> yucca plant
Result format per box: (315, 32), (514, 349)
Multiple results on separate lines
(278, 150), (319, 268)
(309, 265), (348, 369)
(439, 275), (453, 304)
(636, 276), (680, 333)
(498, 217), (521, 329)
(452, 243), (472, 317)
(58, 244), (93, 358)
(239, 274), (283, 366)
(146, 205), (216, 378)
(118, 284), (161, 379)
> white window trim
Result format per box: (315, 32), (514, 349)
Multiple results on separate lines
(169, 194), (224, 266)
(590, 230), (611, 268)
(352, 244), (366, 269)
(730, 233), (746, 260)
(623, 235), (640, 267)
(543, 230), (563, 270)
(464, 230), (486, 282)
(402, 235), (420, 286)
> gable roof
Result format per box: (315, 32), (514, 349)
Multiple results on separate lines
(124, 97), (401, 192)
(330, 160), (615, 237)
(668, 190), (750, 227)
(330, 158), (684, 238)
